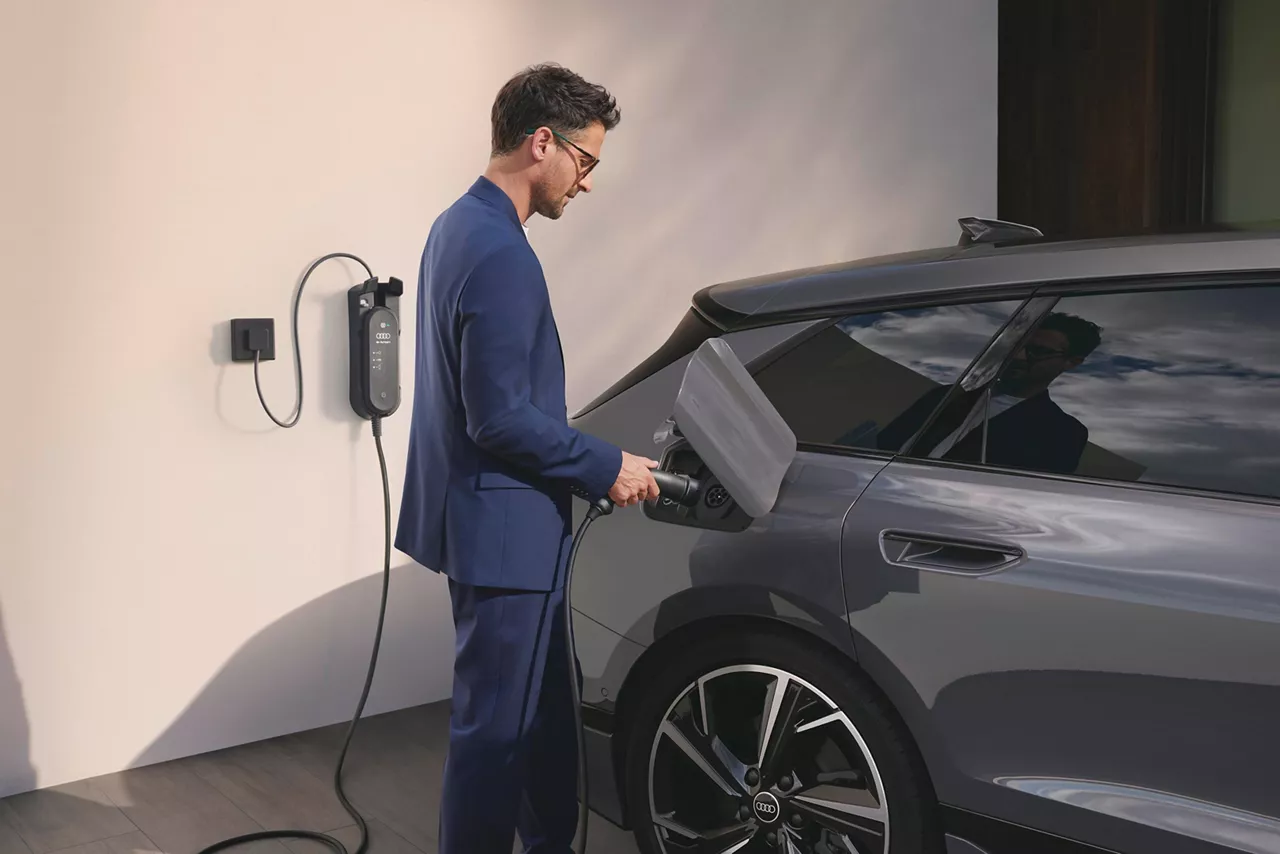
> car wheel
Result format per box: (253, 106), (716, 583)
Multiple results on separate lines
(623, 629), (942, 854)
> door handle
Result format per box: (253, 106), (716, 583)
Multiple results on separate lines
(879, 531), (1023, 575)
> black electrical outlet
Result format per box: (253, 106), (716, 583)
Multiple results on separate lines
(230, 318), (275, 362)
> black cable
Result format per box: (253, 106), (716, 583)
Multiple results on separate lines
(199, 252), (386, 854)
(566, 498), (613, 854)
(252, 252), (375, 428)
(197, 415), (391, 854)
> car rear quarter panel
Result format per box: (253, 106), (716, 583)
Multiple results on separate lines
(568, 322), (862, 700)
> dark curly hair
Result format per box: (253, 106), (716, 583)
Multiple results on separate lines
(490, 63), (621, 157)
(1040, 312), (1103, 358)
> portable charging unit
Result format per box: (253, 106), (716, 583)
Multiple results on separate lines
(348, 276), (403, 420)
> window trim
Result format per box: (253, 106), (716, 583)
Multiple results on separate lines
(892, 273), (1280, 506)
(897, 295), (1058, 459)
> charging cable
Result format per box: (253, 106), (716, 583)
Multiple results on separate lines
(251, 252), (374, 428)
(232, 249), (697, 854)
(563, 470), (700, 854)
(202, 254), (387, 854)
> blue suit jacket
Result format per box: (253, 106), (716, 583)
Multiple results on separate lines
(395, 177), (622, 592)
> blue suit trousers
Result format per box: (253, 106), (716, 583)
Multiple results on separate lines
(440, 579), (580, 854)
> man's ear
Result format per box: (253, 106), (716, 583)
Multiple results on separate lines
(527, 127), (554, 162)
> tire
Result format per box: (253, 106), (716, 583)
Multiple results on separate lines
(623, 629), (943, 854)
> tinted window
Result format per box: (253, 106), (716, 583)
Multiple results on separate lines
(752, 301), (1020, 450)
(912, 285), (1280, 500)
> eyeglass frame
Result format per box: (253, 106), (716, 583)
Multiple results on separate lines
(524, 127), (599, 177)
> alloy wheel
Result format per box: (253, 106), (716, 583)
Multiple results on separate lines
(647, 664), (890, 854)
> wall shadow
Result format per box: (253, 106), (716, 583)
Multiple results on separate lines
(0, 569), (455, 852)
(0, 604), (35, 799)
(129, 563), (452, 770)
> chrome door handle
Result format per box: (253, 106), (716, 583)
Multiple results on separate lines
(879, 531), (1023, 575)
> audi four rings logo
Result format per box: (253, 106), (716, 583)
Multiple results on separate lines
(752, 792), (780, 823)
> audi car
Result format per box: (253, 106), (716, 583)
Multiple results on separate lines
(567, 220), (1280, 854)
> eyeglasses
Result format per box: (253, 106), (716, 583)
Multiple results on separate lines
(525, 127), (599, 177)
(1020, 343), (1071, 362)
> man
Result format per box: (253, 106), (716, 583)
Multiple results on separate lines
(876, 312), (1102, 474)
(394, 64), (660, 854)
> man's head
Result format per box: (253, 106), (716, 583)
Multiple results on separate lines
(488, 63), (620, 221)
(997, 312), (1102, 397)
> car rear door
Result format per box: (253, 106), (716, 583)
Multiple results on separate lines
(840, 279), (1280, 854)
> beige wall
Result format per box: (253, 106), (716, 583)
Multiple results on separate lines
(0, 0), (997, 795)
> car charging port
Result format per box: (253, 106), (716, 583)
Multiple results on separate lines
(645, 440), (752, 533)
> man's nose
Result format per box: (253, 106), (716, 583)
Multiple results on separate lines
(577, 173), (593, 194)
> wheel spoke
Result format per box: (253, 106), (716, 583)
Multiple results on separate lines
(756, 674), (790, 767)
(654, 814), (755, 854)
(698, 676), (710, 735)
(792, 785), (886, 851)
(794, 711), (843, 734)
(759, 679), (806, 778)
(661, 720), (747, 797)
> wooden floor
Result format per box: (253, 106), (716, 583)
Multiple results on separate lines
(0, 701), (639, 854)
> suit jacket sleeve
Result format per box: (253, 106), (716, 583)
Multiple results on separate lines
(458, 244), (622, 498)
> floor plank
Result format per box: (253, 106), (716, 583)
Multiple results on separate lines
(280, 706), (448, 852)
(184, 738), (352, 834)
(89, 761), (287, 854)
(0, 701), (637, 854)
(45, 830), (160, 854)
(0, 781), (135, 854)
(0, 818), (32, 854)
(280, 819), (428, 854)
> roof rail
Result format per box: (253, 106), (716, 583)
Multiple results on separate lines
(957, 216), (1044, 246)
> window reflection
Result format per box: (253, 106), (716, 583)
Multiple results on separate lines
(754, 302), (1019, 450)
(1038, 286), (1280, 498)
(895, 312), (1102, 475)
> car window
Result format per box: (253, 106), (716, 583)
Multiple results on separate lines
(911, 284), (1280, 500)
(752, 301), (1022, 451)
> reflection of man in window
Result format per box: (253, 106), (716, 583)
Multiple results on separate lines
(877, 313), (1102, 474)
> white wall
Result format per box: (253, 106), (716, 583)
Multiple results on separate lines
(0, 0), (997, 796)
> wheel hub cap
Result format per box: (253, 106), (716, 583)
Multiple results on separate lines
(752, 792), (781, 824)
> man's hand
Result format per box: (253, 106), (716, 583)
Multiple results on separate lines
(609, 452), (660, 507)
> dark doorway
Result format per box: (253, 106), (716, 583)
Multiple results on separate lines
(998, 0), (1220, 238)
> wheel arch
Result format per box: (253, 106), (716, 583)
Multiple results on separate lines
(607, 611), (941, 831)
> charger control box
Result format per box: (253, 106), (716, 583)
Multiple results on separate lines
(348, 277), (402, 419)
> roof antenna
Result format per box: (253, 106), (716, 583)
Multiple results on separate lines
(958, 216), (1044, 246)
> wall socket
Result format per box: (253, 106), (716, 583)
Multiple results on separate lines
(230, 318), (275, 362)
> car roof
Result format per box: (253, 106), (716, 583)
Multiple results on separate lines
(696, 229), (1280, 327)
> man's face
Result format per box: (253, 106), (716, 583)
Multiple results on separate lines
(530, 122), (605, 221)
(998, 328), (1080, 396)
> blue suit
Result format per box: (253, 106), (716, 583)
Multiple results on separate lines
(395, 176), (622, 853)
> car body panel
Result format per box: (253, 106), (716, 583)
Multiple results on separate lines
(568, 231), (1280, 854)
(569, 353), (885, 659)
(840, 460), (1280, 854)
(700, 232), (1280, 325)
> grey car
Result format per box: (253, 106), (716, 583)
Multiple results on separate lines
(566, 222), (1280, 854)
